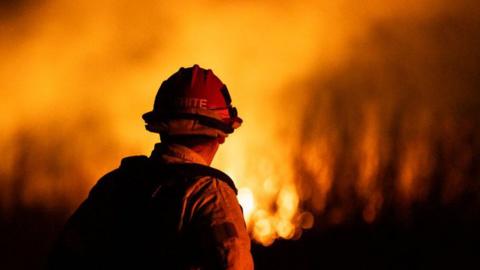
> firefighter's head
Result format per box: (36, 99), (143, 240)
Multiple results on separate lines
(143, 64), (242, 144)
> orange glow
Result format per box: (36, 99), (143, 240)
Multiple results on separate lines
(1, 0), (479, 246)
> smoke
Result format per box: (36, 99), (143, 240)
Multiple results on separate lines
(294, 2), (480, 225)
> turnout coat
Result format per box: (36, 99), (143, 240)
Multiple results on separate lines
(49, 143), (253, 270)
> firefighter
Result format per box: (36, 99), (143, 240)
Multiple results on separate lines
(49, 65), (254, 270)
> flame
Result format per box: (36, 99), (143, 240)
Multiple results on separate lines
(237, 187), (255, 223)
(1, 0), (479, 247)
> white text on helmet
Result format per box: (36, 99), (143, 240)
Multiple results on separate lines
(175, 97), (208, 109)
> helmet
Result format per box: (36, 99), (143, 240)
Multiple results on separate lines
(142, 64), (242, 138)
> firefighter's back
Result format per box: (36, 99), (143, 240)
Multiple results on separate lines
(49, 156), (191, 269)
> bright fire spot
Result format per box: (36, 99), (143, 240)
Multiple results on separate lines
(237, 188), (255, 224)
(237, 183), (301, 245)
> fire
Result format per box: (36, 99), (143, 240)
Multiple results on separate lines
(237, 187), (255, 223)
(1, 0), (479, 247)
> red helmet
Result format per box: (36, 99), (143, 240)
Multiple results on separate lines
(142, 64), (242, 137)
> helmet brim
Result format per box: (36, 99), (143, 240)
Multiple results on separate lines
(142, 110), (242, 135)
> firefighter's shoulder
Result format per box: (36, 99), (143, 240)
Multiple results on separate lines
(184, 174), (240, 218)
(167, 163), (237, 194)
(88, 155), (149, 197)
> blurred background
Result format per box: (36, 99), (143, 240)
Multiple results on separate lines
(1, 0), (479, 269)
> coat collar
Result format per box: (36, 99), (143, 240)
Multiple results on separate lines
(150, 143), (208, 165)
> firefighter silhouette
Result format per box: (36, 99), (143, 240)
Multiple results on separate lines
(49, 65), (254, 269)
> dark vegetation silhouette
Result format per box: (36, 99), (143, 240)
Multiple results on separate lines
(254, 9), (480, 269)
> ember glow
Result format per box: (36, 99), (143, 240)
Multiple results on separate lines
(1, 0), (479, 247)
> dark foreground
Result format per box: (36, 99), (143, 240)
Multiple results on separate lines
(1, 201), (478, 270)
